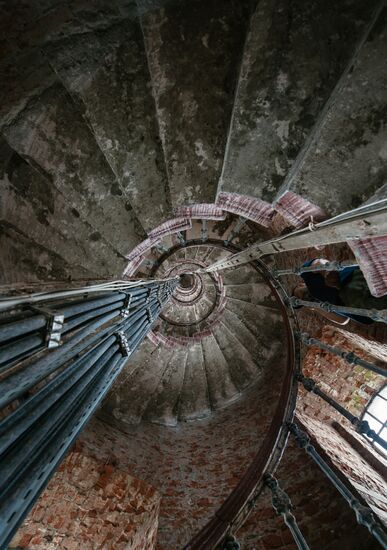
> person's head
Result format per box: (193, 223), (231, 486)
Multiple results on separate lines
(292, 282), (311, 300)
(311, 259), (341, 289)
(324, 270), (341, 288)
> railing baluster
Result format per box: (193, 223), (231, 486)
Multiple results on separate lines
(224, 217), (247, 247)
(274, 260), (358, 277)
(296, 332), (387, 377)
(176, 230), (187, 245)
(297, 373), (387, 451)
(264, 474), (310, 550)
(288, 423), (387, 548)
(289, 296), (387, 323)
(201, 219), (208, 242)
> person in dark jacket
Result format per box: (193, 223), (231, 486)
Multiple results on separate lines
(292, 259), (387, 324)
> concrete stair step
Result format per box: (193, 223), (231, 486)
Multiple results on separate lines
(0, 221), (91, 284)
(100, 340), (172, 426)
(221, 308), (261, 363)
(183, 246), (201, 261)
(223, 265), (261, 286)
(139, 0), (253, 207)
(0, 140), (125, 277)
(224, 282), (275, 307)
(212, 321), (260, 392)
(225, 299), (284, 356)
(282, 3), (387, 215)
(161, 303), (200, 326)
(201, 335), (240, 410)
(178, 344), (211, 421)
(143, 347), (188, 426)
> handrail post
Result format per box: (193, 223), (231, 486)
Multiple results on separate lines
(296, 373), (387, 451)
(264, 474), (310, 550)
(289, 296), (387, 323)
(296, 332), (387, 377)
(288, 423), (387, 548)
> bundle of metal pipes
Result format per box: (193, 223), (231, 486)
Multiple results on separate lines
(0, 278), (178, 549)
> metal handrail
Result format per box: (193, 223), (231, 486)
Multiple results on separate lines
(185, 259), (301, 549)
(205, 199), (387, 272)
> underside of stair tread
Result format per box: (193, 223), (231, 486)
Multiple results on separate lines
(178, 344), (211, 421)
(225, 299), (283, 342)
(223, 305), (283, 365)
(285, 4), (387, 214)
(0, 222), (92, 284)
(100, 340), (173, 426)
(139, 0), (255, 207)
(222, 307), (265, 361)
(223, 265), (263, 286)
(201, 335), (240, 409)
(46, 19), (171, 232)
(0, 140), (125, 278)
(218, 0), (379, 202)
(0, 0), (137, 53)
(3, 82), (146, 256)
(143, 347), (188, 426)
(224, 282), (276, 307)
(211, 322), (261, 391)
(161, 303), (205, 327)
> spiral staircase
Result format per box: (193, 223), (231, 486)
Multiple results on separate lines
(0, 0), (387, 548)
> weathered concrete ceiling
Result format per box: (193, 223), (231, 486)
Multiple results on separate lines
(139, 0), (256, 206)
(218, 0), (380, 203)
(0, 0), (385, 426)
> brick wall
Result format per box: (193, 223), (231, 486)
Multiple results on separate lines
(299, 325), (387, 421)
(10, 450), (160, 550)
(295, 324), (387, 527)
(79, 369), (285, 548)
(297, 414), (387, 527)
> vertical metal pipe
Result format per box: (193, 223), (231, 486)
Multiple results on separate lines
(0, 277), (179, 550)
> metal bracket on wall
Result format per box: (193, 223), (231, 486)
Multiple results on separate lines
(115, 331), (131, 356)
(120, 293), (132, 318)
(147, 308), (154, 323)
(29, 305), (64, 349)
